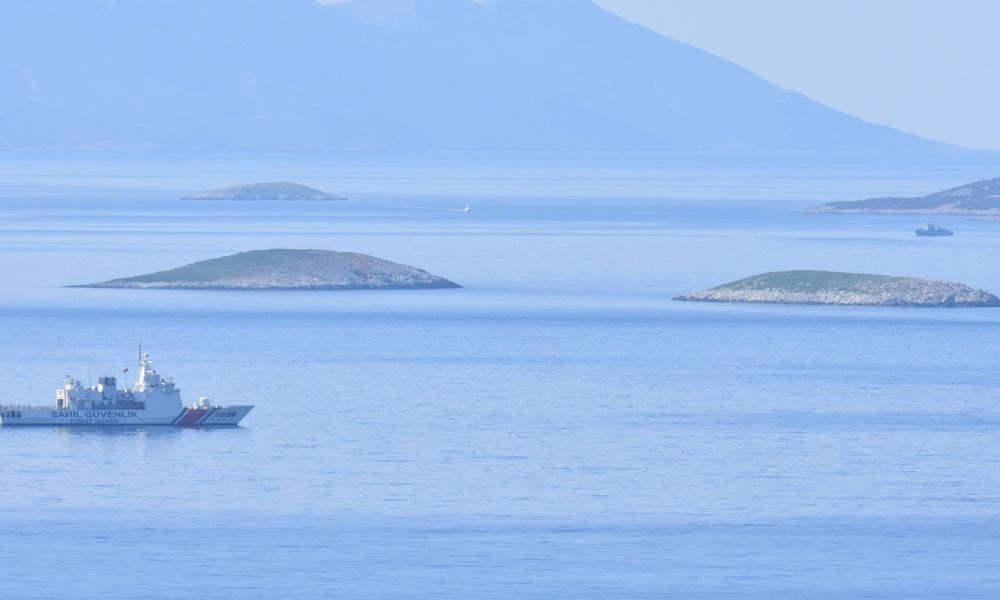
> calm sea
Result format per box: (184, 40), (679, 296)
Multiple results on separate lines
(1, 160), (999, 598)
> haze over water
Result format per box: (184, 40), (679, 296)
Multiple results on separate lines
(1, 160), (999, 598)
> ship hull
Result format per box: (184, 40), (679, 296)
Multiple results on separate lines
(0, 406), (253, 427)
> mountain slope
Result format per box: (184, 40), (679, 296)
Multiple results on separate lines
(0, 0), (959, 157)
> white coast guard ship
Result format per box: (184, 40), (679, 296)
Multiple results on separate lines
(0, 352), (253, 427)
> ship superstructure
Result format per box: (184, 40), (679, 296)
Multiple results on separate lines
(0, 352), (253, 427)
(915, 223), (954, 237)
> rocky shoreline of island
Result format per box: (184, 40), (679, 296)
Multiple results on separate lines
(675, 270), (999, 307)
(74, 249), (461, 291)
(805, 175), (1000, 215)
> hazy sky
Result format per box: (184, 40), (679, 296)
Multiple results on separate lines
(596, 0), (1000, 150)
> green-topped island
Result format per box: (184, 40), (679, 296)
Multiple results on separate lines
(675, 270), (999, 307)
(807, 175), (1000, 215)
(182, 182), (346, 202)
(74, 249), (461, 291)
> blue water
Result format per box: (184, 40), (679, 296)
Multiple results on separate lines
(2, 167), (1000, 598)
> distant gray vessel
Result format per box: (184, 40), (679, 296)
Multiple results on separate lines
(915, 224), (954, 237)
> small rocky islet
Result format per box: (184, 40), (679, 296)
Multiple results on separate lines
(74, 249), (460, 291)
(675, 270), (999, 308)
(182, 182), (346, 202)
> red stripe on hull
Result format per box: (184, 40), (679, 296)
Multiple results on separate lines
(177, 408), (208, 427)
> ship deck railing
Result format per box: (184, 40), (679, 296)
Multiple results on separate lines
(2, 402), (147, 411)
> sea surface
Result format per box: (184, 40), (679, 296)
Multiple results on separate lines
(1, 159), (999, 599)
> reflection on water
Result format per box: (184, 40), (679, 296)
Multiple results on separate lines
(56, 425), (182, 438)
(0, 424), (246, 438)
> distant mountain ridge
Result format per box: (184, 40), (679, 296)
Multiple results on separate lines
(0, 0), (965, 159)
(809, 176), (1000, 214)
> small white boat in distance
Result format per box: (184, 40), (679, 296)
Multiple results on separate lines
(0, 352), (253, 427)
(463, 204), (472, 213)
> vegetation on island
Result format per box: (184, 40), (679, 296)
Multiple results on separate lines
(182, 182), (346, 201)
(675, 270), (999, 307)
(74, 249), (460, 291)
(808, 176), (1000, 214)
